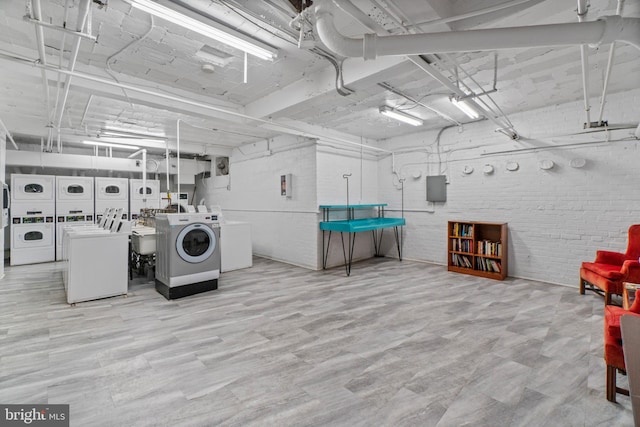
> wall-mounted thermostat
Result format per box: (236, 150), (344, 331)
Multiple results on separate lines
(280, 174), (292, 198)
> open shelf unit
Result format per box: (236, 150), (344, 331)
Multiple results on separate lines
(448, 221), (508, 280)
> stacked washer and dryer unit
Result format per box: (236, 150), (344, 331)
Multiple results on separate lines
(155, 212), (221, 300)
(10, 175), (56, 265)
(55, 176), (95, 261)
(130, 179), (161, 220)
(95, 177), (130, 222)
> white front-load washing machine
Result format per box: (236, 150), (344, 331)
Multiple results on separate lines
(155, 212), (220, 300)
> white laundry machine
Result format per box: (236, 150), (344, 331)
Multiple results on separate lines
(168, 192), (190, 212)
(130, 179), (161, 220)
(10, 174), (56, 265)
(55, 176), (95, 261)
(95, 177), (129, 222)
(155, 212), (220, 300)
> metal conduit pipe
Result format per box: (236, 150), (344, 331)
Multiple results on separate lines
(128, 149), (147, 208)
(577, 0), (591, 127)
(54, 0), (91, 153)
(315, 1), (640, 58)
(176, 119), (181, 205)
(0, 118), (20, 150)
(598, 0), (626, 125)
(331, 0), (514, 137)
(0, 52), (392, 155)
(31, 0), (53, 149)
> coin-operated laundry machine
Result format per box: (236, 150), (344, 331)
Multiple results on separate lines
(95, 177), (129, 222)
(55, 176), (94, 261)
(154, 212), (220, 300)
(10, 174), (56, 265)
(130, 179), (161, 220)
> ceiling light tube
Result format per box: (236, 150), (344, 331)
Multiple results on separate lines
(128, 0), (278, 61)
(450, 97), (480, 119)
(379, 106), (423, 126)
(83, 141), (140, 150)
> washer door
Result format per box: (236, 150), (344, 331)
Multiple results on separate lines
(176, 223), (216, 263)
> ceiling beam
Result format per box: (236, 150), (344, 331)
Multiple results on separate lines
(244, 55), (414, 119)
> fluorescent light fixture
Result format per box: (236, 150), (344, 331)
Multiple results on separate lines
(379, 105), (423, 126)
(450, 97), (480, 119)
(83, 141), (140, 150)
(128, 0), (278, 61)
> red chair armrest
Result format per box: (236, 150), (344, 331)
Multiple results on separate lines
(596, 250), (627, 265)
(621, 260), (640, 281)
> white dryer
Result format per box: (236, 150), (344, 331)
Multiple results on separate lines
(130, 179), (161, 220)
(55, 176), (95, 261)
(10, 174), (56, 265)
(95, 177), (129, 222)
(155, 212), (220, 300)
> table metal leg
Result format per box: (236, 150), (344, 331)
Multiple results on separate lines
(394, 226), (403, 261)
(322, 230), (332, 269)
(371, 229), (384, 257)
(340, 231), (357, 276)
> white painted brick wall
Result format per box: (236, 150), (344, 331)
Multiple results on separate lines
(206, 136), (319, 269)
(378, 88), (640, 286)
(317, 147), (380, 269)
(205, 89), (640, 283)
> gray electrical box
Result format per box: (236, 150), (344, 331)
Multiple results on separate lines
(426, 175), (447, 202)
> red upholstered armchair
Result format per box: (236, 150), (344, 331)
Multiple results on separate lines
(580, 224), (640, 305)
(604, 291), (640, 401)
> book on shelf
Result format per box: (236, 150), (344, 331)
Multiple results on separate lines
(452, 223), (473, 237)
(451, 253), (472, 268)
(476, 240), (502, 256)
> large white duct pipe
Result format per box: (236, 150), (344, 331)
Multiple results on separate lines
(314, 1), (640, 59)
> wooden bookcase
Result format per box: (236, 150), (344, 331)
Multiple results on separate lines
(447, 221), (508, 280)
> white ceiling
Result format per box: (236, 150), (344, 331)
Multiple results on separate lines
(0, 0), (638, 156)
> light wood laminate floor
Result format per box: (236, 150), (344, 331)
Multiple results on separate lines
(0, 257), (633, 426)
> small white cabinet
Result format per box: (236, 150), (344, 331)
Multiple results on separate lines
(220, 221), (252, 272)
(65, 232), (128, 304)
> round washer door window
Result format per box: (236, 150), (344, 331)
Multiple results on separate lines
(176, 223), (216, 263)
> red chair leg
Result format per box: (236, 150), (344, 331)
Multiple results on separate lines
(607, 364), (617, 402)
(580, 277), (585, 295)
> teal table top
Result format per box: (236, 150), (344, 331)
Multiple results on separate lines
(319, 204), (387, 209)
(319, 217), (405, 232)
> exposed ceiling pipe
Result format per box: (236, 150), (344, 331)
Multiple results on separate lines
(377, 82), (461, 126)
(597, 0), (626, 126)
(128, 149), (147, 208)
(0, 52), (392, 154)
(577, 0), (592, 128)
(52, 0), (72, 152)
(324, 0), (512, 139)
(314, 1), (640, 58)
(30, 0), (53, 150)
(176, 119), (181, 204)
(54, 0), (91, 153)
(407, 56), (518, 139)
(0, 117), (20, 150)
